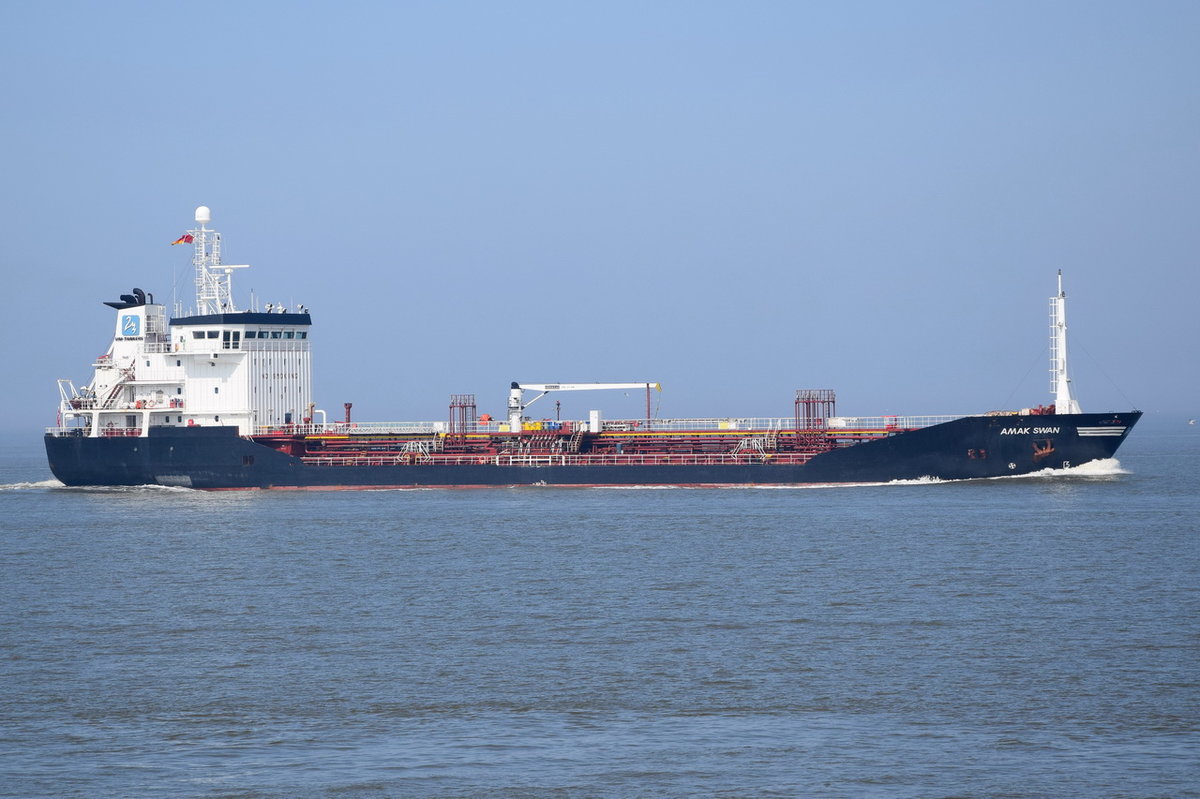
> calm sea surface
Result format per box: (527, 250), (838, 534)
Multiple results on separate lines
(1, 424), (1197, 798)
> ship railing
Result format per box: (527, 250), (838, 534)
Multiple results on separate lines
(44, 425), (142, 438)
(64, 397), (185, 412)
(514, 415), (967, 433)
(826, 414), (968, 430)
(490, 418), (800, 433)
(598, 417), (795, 432)
(61, 396), (130, 412)
(255, 421), (449, 436)
(141, 342), (175, 354)
(297, 451), (825, 468)
(253, 414), (971, 439)
(46, 426), (88, 437)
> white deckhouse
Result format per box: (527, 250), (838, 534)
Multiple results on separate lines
(55, 206), (320, 437)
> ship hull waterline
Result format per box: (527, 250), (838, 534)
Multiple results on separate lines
(45, 412), (1141, 490)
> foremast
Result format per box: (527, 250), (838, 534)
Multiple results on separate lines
(1050, 270), (1082, 414)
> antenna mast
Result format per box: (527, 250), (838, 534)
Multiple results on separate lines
(189, 206), (249, 315)
(1049, 270), (1082, 414)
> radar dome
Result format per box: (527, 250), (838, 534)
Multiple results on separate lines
(195, 206), (211, 224)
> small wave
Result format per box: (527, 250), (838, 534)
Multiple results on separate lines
(71, 483), (198, 493)
(989, 457), (1128, 481)
(34, 483), (198, 494)
(887, 475), (948, 486)
(1056, 457), (1128, 476)
(885, 457), (1129, 486)
(0, 479), (64, 491)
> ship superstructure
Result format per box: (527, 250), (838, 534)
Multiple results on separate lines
(54, 206), (317, 439)
(46, 207), (1140, 488)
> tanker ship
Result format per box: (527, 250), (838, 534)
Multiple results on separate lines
(45, 207), (1140, 489)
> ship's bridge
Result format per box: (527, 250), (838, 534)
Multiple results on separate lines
(169, 311), (312, 352)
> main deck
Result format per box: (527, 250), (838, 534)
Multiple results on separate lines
(236, 413), (969, 468)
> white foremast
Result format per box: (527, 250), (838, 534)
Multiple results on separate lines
(1050, 270), (1082, 414)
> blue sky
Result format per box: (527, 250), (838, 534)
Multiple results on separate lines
(2, 1), (1197, 434)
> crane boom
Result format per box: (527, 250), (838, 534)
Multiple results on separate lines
(507, 381), (661, 430)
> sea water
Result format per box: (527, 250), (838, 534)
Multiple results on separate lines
(1, 424), (1196, 798)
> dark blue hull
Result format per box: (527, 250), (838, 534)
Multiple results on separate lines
(45, 412), (1141, 489)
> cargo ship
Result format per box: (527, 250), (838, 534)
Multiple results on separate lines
(45, 207), (1140, 489)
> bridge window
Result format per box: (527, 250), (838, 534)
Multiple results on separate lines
(192, 331), (204, 339)
(206, 331), (219, 339)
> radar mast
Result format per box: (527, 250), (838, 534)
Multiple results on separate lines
(188, 206), (249, 314)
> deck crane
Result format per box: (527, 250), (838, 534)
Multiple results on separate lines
(508, 382), (661, 431)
